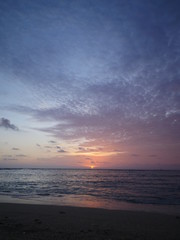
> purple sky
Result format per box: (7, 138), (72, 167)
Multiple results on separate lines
(0, 0), (180, 169)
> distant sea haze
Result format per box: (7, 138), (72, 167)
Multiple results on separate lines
(0, 169), (179, 208)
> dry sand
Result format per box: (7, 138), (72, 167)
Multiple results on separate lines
(0, 203), (180, 240)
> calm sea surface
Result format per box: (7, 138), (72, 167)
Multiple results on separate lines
(0, 169), (179, 213)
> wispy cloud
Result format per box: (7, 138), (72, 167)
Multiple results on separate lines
(16, 154), (27, 157)
(12, 148), (20, 151)
(0, 0), (180, 168)
(3, 157), (17, 161)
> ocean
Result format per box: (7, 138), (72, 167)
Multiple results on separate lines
(0, 169), (179, 213)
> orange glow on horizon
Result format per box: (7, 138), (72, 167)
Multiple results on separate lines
(90, 165), (94, 169)
(71, 151), (126, 157)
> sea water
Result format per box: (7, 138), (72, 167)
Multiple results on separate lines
(0, 169), (179, 213)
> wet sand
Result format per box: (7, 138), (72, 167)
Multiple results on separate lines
(0, 203), (180, 240)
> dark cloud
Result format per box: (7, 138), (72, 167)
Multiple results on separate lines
(78, 147), (86, 151)
(49, 140), (56, 144)
(0, 118), (19, 131)
(44, 146), (52, 149)
(36, 144), (41, 147)
(12, 148), (19, 151)
(77, 147), (100, 153)
(56, 146), (67, 153)
(57, 149), (66, 153)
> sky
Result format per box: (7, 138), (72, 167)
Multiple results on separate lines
(0, 0), (180, 169)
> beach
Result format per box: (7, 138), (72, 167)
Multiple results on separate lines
(0, 203), (180, 240)
(1, 0), (180, 238)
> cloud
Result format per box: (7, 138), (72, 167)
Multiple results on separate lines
(16, 154), (27, 157)
(1, 0), (179, 168)
(2, 155), (12, 158)
(0, 118), (19, 131)
(12, 148), (19, 151)
(56, 146), (67, 153)
(36, 144), (41, 147)
(3, 157), (17, 161)
(49, 140), (56, 144)
(77, 147), (102, 153)
(78, 147), (86, 152)
(57, 149), (66, 153)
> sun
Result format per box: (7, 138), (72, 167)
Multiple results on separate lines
(90, 165), (94, 169)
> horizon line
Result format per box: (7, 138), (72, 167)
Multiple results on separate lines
(0, 167), (179, 171)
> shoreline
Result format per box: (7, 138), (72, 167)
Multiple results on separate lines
(0, 202), (180, 240)
(0, 194), (180, 216)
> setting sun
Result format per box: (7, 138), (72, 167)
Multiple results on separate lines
(90, 166), (94, 169)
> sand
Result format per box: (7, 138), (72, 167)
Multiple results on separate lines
(0, 203), (180, 240)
